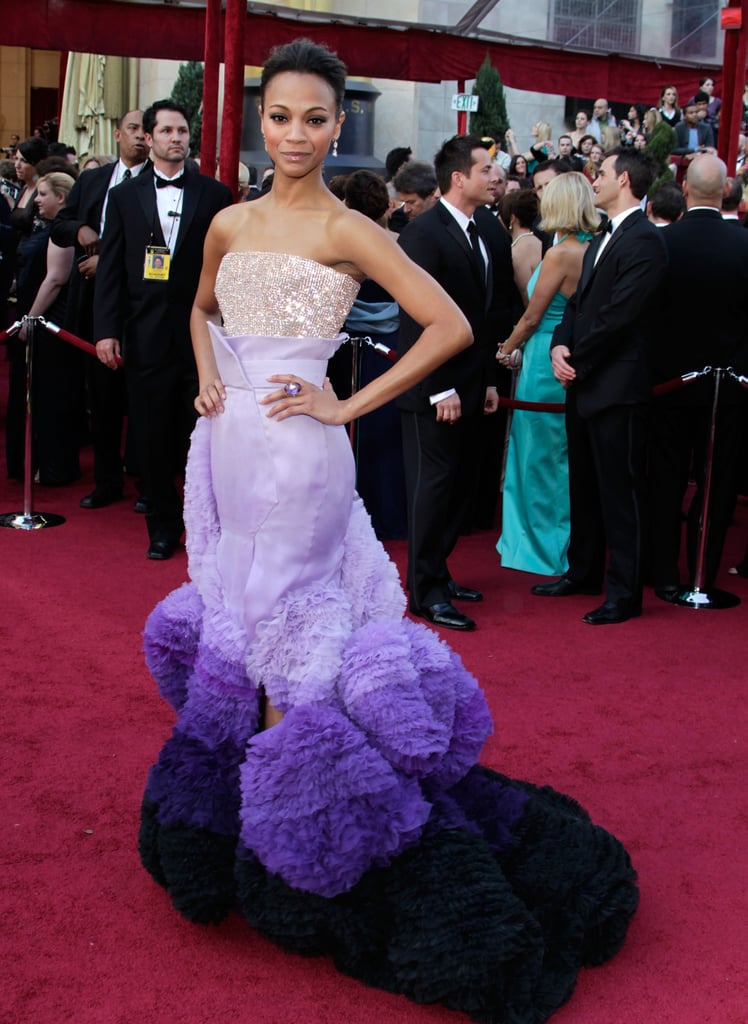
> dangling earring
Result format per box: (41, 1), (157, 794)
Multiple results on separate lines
(332, 137), (339, 158)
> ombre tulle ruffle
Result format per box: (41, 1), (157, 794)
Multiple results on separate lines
(139, 325), (639, 1023)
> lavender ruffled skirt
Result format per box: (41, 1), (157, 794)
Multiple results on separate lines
(139, 330), (639, 1023)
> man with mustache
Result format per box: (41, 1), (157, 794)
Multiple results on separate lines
(94, 101), (232, 559)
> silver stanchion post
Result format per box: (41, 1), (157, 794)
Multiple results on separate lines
(346, 334), (374, 455)
(0, 316), (66, 531)
(676, 366), (739, 609)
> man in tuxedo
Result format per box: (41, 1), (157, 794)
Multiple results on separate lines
(534, 148), (667, 624)
(673, 102), (716, 162)
(52, 109), (150, 509)
(648, 155), (748, 598)
(94, 100), (232, 559)
(397, 134), (514, 630)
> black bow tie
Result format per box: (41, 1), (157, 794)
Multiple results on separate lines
(156, 175), (184, 189)
(601, 218), (613, 234)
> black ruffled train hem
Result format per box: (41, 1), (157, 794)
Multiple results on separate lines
(139, 765), (638, 1024)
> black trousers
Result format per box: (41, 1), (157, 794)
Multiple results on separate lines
(86, 359), (129, 491)
(5, 326), (84, 485)
(400, 408), (481, 610)
(648, 401), (743, 588)
(566, 393), (647, 608)
(127, 359), (198, 545)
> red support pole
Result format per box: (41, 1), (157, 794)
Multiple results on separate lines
(719, 0), (748, 174)
(200, 0), (221, 178)
(57, 51), (69, 122)
(219, 0), (245, 200)
(457, 79), (467, 134)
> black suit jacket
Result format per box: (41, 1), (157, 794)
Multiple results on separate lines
(653, 208), (748, 405)
(553, 209), (667, 418)
(672, 121), (715, 155)
(93, 165), (232, 373)
(395, 201), (514, 416)
(51, 161), (151, 336)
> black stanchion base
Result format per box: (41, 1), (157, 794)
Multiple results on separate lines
(0, 511), (66, 530)
(675, 586), (741, 609)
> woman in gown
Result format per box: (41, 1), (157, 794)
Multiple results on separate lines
(497, 173), (599, 577)
(139, 40), (638, 1024)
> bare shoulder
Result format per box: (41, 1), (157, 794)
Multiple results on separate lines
(209, 202), (253, 247)
(554, 237), (588, 265)
(326, 204), (402, 278)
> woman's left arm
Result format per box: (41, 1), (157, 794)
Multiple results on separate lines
(264, 211), (472, 425)
(497, 247), (568, 361)
(19, 240), (74, 338)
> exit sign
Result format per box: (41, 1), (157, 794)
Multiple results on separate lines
(452, 93), (479, 113)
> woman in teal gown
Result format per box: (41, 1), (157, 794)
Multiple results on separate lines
(497, 174), (599, 575)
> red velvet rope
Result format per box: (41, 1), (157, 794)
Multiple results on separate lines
(0, 324), (712, 407)
(0, 321), (22, 343)
(357, 338), (701, 410)
(39, 319), (125, 368)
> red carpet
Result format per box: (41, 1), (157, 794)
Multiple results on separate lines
(2, 371), (747, 1023)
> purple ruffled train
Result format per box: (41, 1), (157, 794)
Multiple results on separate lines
(139, 328), (639, 1023)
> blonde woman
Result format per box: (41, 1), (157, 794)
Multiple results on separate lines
(9, 171), (83, 485)
(496, 172), (599, 575)
(643, 107), (662, 138)
(505, 120), (554, 171)
(18, 172), (76, 336)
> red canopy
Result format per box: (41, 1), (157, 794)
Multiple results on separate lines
(6, 0), (723, 103)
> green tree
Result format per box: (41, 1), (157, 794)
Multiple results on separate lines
(170, 60), (204, 157)
(645, 121), (677, 193)
(469, 55), (510, 141)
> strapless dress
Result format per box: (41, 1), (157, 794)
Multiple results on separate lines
(138, 252), (638, 1024)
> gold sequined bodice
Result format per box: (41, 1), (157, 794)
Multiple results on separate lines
(215, 251), (360, 337)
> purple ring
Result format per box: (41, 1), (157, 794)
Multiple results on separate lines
(283, 382), (302, 397)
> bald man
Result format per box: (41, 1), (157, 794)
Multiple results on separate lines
(589, 98), (619, 148)
(648, 155), (748, 598)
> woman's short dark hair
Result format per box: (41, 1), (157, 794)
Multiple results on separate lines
(17, 138), (48, 167)
(260, 38), (347, 111)
(433, 134), (483, 196)
(344, 169), (389, 222)
(499, 188), (539, 231)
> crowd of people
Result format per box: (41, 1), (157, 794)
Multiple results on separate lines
(2, 78), (748, 584)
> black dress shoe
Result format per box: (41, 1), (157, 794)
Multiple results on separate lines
(416, 602), (476, 631)
(728, 561), (748, 578)
(583, 601), (642, 625)
(147, 540), (175, 561)
(79, 487), (123, 509)
(531, 575), (601, 597)
(133, 496), (151, 514)
(654, 585), (681, 603)
(448, 580), (483, 602)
